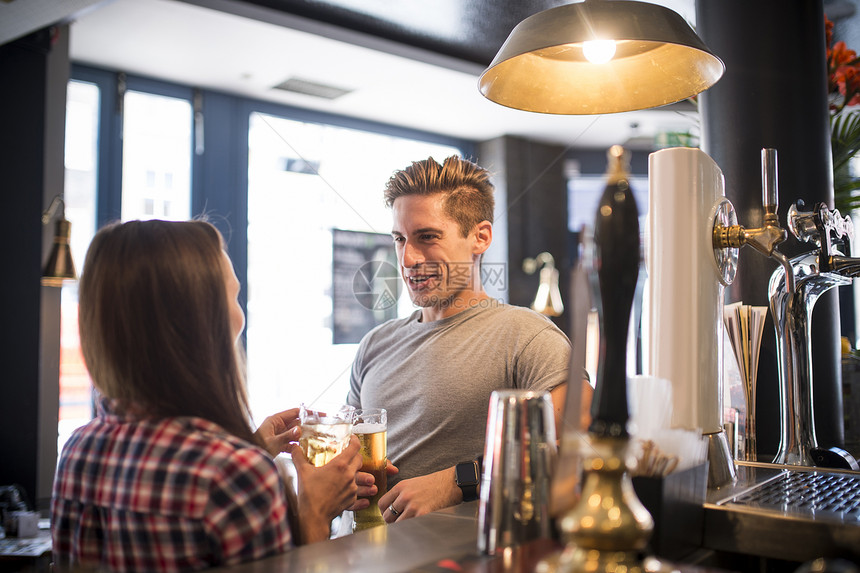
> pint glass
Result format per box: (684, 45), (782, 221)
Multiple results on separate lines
(298, 403), (355, 467)
(352, 408), (387, 531)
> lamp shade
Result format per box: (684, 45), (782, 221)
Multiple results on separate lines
(479, 0), (724, 115)
(533, 266), (564, 317)
(42, 218), (77, 287)
(524, 252), (564, 317)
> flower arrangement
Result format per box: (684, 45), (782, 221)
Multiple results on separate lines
(827, 15), (860, 213)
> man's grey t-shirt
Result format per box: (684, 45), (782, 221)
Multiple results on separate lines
(348, 298), (570, 484)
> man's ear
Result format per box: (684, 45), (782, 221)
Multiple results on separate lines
(472, 221), (493, 255)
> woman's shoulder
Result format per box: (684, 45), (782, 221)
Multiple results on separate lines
(175, 417), (274, 465)
(69, 414), (274, 474)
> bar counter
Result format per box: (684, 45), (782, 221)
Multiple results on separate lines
(214, 502), (484, 573)
(212, 462), (860, 573)
(213, 502), (733, 573)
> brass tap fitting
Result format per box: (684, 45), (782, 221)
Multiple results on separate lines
(713, 219), (787, 257)
(712, 148), (787, 258)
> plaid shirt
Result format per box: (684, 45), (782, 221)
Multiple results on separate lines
(51, 405), (292, 572)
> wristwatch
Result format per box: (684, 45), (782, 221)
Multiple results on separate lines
(455, 460), (480, 502)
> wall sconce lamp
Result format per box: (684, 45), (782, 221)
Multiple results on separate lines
(41, 195), (77, 287)
(523, 252), (564, 317)
(478, 0), (724, 115)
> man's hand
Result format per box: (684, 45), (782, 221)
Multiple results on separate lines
(254, 407), (301, 457)
(377, 466), (461, 523)
(291, 435), (362, 544)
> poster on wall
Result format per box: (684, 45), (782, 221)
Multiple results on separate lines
(332, 229), (401, 344)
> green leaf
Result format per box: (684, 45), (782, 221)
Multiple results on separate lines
(831, 109), (860, 214)
(832, 110), (860, 172)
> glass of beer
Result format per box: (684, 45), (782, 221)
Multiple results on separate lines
(298, 403), (355, 467)
(352, 408), (387, 531)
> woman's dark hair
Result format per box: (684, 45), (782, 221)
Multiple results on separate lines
(78, 219), (258, 445)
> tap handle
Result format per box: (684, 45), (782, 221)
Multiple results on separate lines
(819, 206), (855, 244)
(789, 202), (855, 256)
(787, 202), (820, 244)
(589, 145), (640, 439)
(761, 148), (779, 217)
(817, 204), (854, 257)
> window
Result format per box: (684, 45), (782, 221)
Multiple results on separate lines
(245, 112), (461, 421)
(58, 80), (100, 451)
(567, 174), (649, 232)
(58, 81), (194, 452)
(121, 91), (192, 222)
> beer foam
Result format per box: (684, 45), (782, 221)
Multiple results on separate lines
(353, 422), (385, 434)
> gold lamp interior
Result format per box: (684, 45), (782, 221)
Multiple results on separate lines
(479, 0), (724, 115)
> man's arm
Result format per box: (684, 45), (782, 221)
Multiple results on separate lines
(551, 378), (594, 434)
(549, 383), (567, 432)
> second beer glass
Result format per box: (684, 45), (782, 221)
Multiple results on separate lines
(352, 408), (387, 531)
(298, 403), (355, 467)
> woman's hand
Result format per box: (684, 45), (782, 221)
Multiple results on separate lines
(348, 472), (376, 511)
(254, 408), (301, 457)
(347, 460), (399, 511)
(291, 435), (363, 544)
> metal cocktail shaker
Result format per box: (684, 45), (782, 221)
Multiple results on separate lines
(478, 389), (557, 554)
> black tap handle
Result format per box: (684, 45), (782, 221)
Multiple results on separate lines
(589, 146), (641, 438)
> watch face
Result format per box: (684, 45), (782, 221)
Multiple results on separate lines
(456, 462), (479, 485)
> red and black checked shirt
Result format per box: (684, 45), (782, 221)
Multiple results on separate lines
(51, 407), (292, 572)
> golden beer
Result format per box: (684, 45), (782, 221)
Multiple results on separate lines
(299, 420), (352, 467)
(298, 403), (354, 467)
(352, 413), (387, 531)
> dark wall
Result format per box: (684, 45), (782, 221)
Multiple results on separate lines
(479, 136), (570, 332)
(0, 25), (67, 510)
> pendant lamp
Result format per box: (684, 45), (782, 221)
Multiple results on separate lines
(479, 0), (724, 115)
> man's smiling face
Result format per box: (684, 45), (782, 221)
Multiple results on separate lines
(391, 194), (485, 320)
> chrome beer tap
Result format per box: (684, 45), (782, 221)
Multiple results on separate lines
(713, 149), (793, 293)
(711, 148), (793, 467)
(768, 200), (860, 469)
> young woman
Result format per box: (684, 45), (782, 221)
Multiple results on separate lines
(51, 219), (367, 572)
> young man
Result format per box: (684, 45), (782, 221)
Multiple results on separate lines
(348, 156), (572, 522)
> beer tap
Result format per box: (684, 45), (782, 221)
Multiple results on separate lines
(713, 148), (793, 295)
(713, 148), (858, 470)
(708, 149), (792, 468)
(768, 201), (860, 469)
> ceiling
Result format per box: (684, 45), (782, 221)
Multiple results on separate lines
(8, 0), (701, 150)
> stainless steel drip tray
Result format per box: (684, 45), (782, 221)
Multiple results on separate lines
(702, 462), (860, 562)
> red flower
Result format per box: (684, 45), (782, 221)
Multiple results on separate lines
(831, 41), (856, 65)
(826, 16), (860, 113)
(836, 66), (860, 107)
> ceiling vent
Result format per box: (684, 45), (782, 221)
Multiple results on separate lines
(272, 77), (352, 100)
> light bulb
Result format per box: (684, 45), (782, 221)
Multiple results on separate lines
(583, 40), (616, 64)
